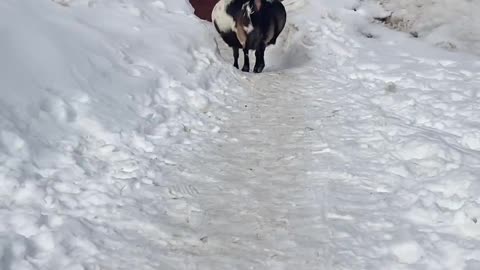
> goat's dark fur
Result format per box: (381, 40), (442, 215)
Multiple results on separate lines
(212, 0), (286, 73)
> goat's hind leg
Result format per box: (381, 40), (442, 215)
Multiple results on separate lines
(254, 43), (266, 73)
(242, 48), (250, 72)
(233, 47), (239, 69)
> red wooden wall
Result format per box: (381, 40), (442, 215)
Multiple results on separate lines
(189, 0), (218, 21)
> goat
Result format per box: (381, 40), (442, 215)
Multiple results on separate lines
(212, 0), (286, 73)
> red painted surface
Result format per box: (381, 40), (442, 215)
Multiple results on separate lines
(189, 0), (219, 22)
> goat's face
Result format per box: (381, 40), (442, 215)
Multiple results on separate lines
(235, 0), (263, 48)
(238, 2), (255, 32)
(235, 1), (253, 47)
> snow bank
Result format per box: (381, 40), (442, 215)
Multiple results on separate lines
(0, 0), (224, 269)
(374, 0), (480, 55)
(311, 0), (480, 55)
(313, 0), (480, 56)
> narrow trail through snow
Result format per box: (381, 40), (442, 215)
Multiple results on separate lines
(164, 68), (333, 268)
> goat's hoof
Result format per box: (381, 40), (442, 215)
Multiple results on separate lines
(253, 65), (265, 73)
(242, 66), (250, 72)
(233, 63), (239, 69)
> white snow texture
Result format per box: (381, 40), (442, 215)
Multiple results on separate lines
(0, 0), (479, 269)
(373, 0), (480, 55)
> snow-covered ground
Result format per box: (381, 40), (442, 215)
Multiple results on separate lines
(362, 0), (480, 55)
(1, 0), (480, 269)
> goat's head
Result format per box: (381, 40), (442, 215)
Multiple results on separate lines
(235, 0), (264, 47)
(241, 0), (264, 25)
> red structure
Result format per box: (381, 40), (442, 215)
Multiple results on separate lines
(189, 0), (218, 21)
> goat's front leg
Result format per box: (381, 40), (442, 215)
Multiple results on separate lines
(233, 47), (239, 69)
(242, 48), (250, 72)
(254, 43), (266, 73)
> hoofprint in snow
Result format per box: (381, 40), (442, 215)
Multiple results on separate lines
(1, 0), (480, 270)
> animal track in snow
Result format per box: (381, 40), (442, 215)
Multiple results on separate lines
(393, 138), (462, 177)
(390, 240), (425, 264)
(39, 96), (77, 123)
(0, 130), (29, 158)
(167, 184), (200, 198)
(460, 132), (480, 151)
(151, 1), (166, 10)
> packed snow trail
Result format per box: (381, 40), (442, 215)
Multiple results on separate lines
(160, 69), (332, 268)
(1, 0), (480, 269)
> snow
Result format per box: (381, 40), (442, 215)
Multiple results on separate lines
(1, 0), (480, 269)
(391, 240), (425, 264)
(370, 0), (480, 55)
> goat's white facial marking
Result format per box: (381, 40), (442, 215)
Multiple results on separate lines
(243, 24), (254, 34)
(240, 2), (254, 33)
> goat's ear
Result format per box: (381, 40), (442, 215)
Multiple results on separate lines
(254, 0), (262, 11)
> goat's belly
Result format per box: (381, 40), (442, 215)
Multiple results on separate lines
(244, 30), (263, 50)
(219, 29), (242, 48)
(244, 39), (259, 50)
(212, 0), (235, 32)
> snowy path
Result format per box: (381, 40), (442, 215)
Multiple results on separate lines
(162, 68), (332, 268)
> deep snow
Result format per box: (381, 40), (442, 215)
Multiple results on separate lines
(374, 0), (480, 56)
(1, 0), (480, 269)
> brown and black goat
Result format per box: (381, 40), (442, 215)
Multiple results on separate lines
(212, 0), (286, 73)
